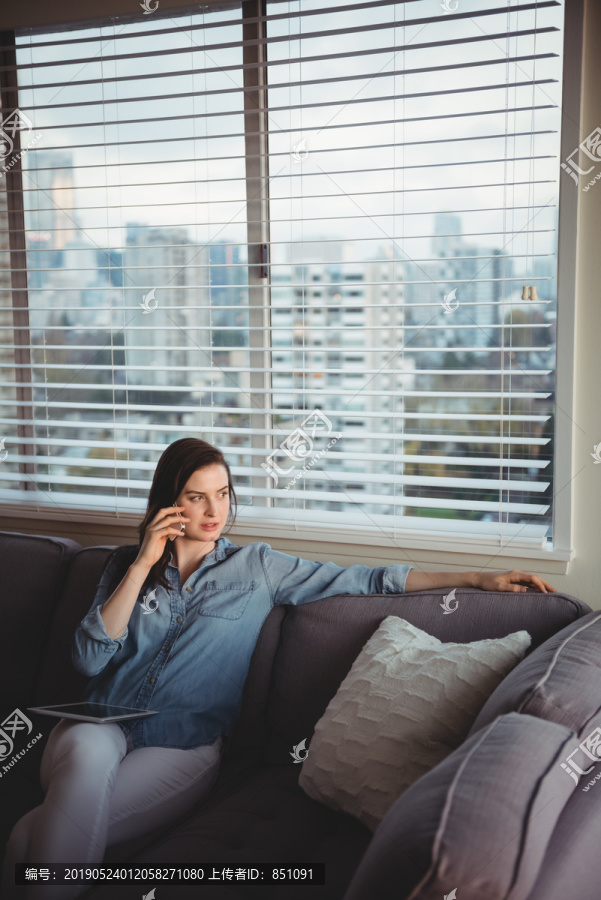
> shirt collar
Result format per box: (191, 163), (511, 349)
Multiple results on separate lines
(166, 535), (234, 568)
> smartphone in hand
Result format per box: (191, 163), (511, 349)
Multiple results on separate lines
(169, 502), (186, 541)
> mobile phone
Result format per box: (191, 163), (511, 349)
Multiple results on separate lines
(169, 501), (186, 541)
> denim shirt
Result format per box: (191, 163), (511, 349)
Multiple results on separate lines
(71, 537), (414, 750)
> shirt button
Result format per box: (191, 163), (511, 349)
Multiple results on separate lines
(185, 587), (192, 592)
(176, 616), (182, 622)
(149, 677), (155, 684)
(165, 646), (171, 653)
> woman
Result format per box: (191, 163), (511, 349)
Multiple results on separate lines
(1, 437), (556, 898)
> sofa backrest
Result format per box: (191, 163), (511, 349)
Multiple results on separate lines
(260, 587), (592, 765)
(2, 531), (592, 775)
(34, 545), (118, 706)
(0, 530), (81, 714)
(224, 604), (286, 760)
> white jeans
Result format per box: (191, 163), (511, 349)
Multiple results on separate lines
(1, 718), (224, 900)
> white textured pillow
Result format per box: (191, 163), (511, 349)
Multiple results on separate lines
(298, 615), (531, 832)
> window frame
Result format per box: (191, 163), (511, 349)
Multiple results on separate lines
(0, 0), (584, 573)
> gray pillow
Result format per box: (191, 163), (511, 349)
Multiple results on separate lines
(344, 712), (576, 900)
(468, 610), (601, 738)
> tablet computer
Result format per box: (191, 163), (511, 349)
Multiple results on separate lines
(27, 702), (159, 723)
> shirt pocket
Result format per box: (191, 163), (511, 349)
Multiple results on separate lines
(198, 581), (257, 620)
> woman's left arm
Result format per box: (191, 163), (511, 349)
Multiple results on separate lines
(261, 543), (414, 606)
(404, 568), (557, 594)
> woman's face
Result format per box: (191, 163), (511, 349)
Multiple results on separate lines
(174, 464), (230, 543)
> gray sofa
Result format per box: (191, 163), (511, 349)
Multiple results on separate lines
(1, 529), (599, 899)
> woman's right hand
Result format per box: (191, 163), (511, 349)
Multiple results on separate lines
(135, 506), (191, 572)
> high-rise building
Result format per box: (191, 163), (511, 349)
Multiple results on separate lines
(122, 224), (211, 395)
(269, 240), (413, 516)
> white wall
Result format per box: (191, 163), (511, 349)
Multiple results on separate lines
(562, 0), (601, 607)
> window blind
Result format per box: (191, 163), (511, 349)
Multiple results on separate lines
(0, 0), (565, 550)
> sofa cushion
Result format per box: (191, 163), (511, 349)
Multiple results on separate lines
(522, 712), (601, 900)
(344, 712), (576, 900)
(263, 588), (589, 765)
(298, 616), (531, 832)
(468, 609), (601, 737)
(93, 761), (373, 900)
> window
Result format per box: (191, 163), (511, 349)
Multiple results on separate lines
(0, 0), (579, 558)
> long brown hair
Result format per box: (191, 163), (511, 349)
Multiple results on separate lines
(104, 438), (238, 596)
